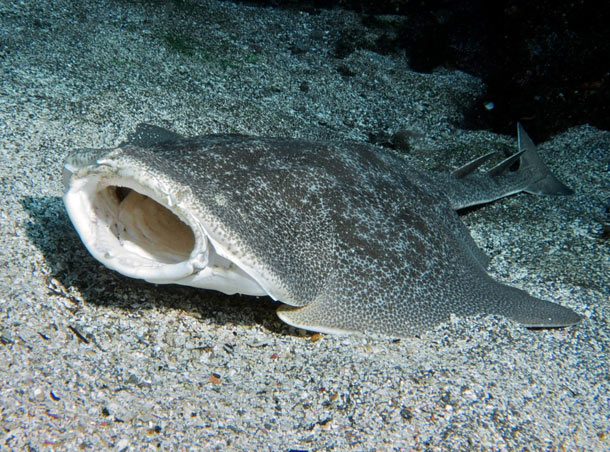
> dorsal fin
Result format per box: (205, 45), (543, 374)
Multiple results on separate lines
(486, 149), (525, 177)
(453, 151), (498, 179)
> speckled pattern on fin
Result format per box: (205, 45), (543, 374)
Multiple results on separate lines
(277, 265), (581, 337)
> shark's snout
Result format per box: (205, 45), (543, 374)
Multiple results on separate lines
(62, 148), (120, 189)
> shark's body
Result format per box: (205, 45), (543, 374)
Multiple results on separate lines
(63, 124), (580, 337)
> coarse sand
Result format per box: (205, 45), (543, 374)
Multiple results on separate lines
(1, 1), (608, 450)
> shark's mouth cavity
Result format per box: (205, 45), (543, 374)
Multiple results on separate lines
(63, 172), (269, 297)
(103, 186), (195, 264)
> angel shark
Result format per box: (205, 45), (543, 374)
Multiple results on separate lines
(63, 123), (580, 337)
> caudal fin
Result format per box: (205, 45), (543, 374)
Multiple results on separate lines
(448, 123), (573, 209)
(516, 123), (573, 195)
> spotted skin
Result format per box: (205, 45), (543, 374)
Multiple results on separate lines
(65, 124), (580, 337)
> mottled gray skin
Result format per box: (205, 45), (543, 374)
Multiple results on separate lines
(85, 125), (579, 337)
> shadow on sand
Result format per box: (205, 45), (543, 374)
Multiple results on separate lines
(20, 195), (284, 334)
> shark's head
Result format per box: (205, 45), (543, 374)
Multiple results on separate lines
(62, 147), (269, 297)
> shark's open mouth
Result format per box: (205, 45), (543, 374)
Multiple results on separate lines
(101, 186), (195, 264)
(63, 167), (268, 297)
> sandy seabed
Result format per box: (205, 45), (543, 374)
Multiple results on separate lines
(1, 0), (608, 450)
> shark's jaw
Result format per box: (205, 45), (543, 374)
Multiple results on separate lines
(63, 158), (268, 297)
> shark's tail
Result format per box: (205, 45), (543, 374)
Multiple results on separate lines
(515, 123), (573, 196)
(446, 123), (573, 209)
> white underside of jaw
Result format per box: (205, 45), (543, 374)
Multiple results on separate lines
(63, 173), (269, 297)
